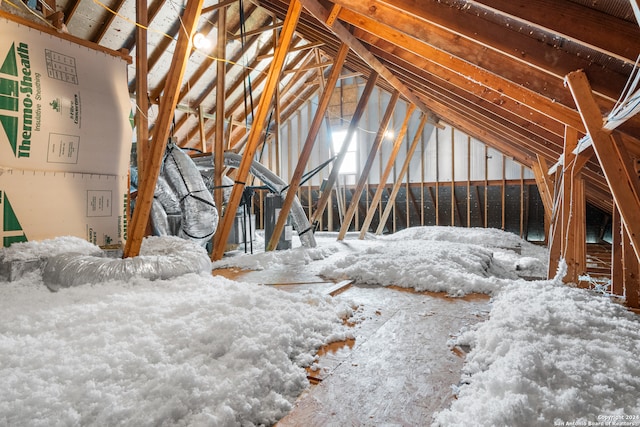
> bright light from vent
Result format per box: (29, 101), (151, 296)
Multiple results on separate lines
(332, 130), (357, 174)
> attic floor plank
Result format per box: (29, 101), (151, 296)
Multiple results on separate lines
(277, 285), (490, 426)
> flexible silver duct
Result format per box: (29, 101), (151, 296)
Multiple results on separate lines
(42, 236), (212, 291)
(162, 144), (218, 246)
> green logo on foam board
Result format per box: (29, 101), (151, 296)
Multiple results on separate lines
(0, 41), (34, 159)
(1, 191), (28, 247)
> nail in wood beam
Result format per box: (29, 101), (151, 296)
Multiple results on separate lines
(211, 0), (302, 261)
(376, 122), (436, 235)
(337, 91), (400, 240)
(309, 72), (379, 226)
(266, 42), (350, 251)
(359, 108), (420, 239)
(565, 70), (640, 263)
(124, 0), (204, 258)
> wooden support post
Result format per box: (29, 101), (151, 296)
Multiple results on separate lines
(420, 131), (425, 226)
(124, 0), (204, 258)
(566, 70), (640, 263)
(212, 7), (226, 252)
(623, 227), (640, 308)
(484, 144), (488, 228)
(376, 123), (435, 235)
(435, 129), (440, 226)
(198, 105), (207, 153)
(309, 73), (379, 226)
(359, 110), (427, 240)
(501, 156), (506, 230)
(532, 155), (553, 226)
(547, 180), (563, 279)
(451, 128), (455, 226)
(612, 204), (624, 296)
(135, 0), (149, 189)
(520, 165), (525, 238)
(574, 176), (587, 284)
(266, 43), (350, 251)
(337, 91), (400, 240)
(212, 0), (302, 260)
(467, 136), (471, 228)
(562, 126), (580, 283)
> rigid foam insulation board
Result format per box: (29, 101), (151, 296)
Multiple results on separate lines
(0, 168), (128, 248)
(0, 16), (133, 176)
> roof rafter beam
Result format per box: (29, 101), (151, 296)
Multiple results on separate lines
(256, 40), (324, 60)
(211, 0), (303, 261)
(335, 0), (628, 103)
(331, 3), (585, 132)
(456, 0), (640, 64)
(229, 22), (283, 39)
(298, 0), (438, 122)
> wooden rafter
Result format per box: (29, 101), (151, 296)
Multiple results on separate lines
(376, 121), (436, 235)
(266, 42), (350, 251)
(211, 0), (303, 261)
(299, 0), (437, 121)
(337, 90), (400, 240)
(460, 0), (640, 64)
(92, 0), (127, 44)
(334, 5), (585, 131)
(359, 108), (422, 239)
(309, 73), (379, 226)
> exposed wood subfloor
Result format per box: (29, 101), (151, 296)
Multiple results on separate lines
(213, 266), (490, 426)
(277, 285), (490, 426)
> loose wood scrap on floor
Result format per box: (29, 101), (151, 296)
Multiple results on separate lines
(278, 285), (490, 427)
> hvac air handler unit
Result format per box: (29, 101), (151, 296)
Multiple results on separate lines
(264, 193), (292, 250)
